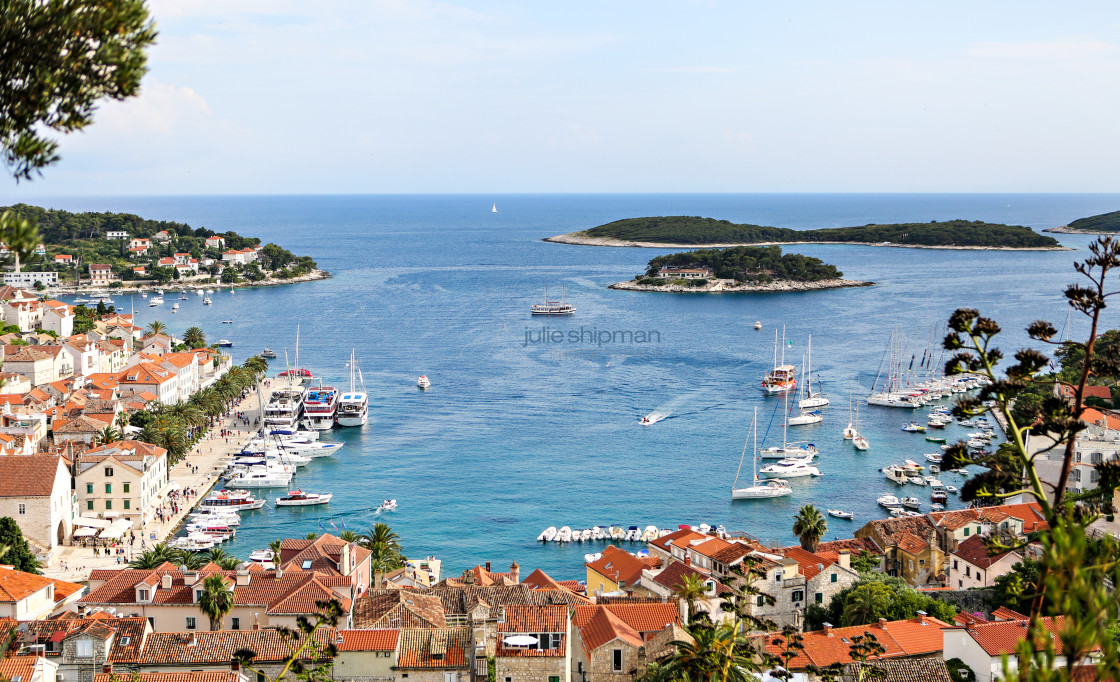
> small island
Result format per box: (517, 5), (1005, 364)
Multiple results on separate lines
(0, 204), (327, 291)
(547, 216), (1066, 250)
(1045, 210), (1120, 234)
(610, 245), (873, 293)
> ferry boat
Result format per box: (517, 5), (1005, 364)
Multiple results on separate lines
(301, 384), (340, 430)
(263, 387), (306, 428)
(530, 285), (575, 316)
(761, 326), (796, 394)
(275, 490), (333, 506)
(338, 349), (368, 427)
(199, 490), (266, 511)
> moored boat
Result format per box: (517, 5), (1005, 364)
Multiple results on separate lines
(275, 490), (333, 506)
(301, 383), (340, 430)
(337, 349), (368, 427)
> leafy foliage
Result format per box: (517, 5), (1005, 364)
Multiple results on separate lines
(0, 0), (157, 180)
(233, 599), (342, 682)
(646, 245), (842, 283)
(792, 504), (827, 553)
(584, 216), (1061, 248)
(0, 517), (39, 573)
(806, 574), (956, 630)
(1066, 210), (1120, 233)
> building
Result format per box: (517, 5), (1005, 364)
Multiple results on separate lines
(2, 272), (58, 287)
(16, 615), (151, 682)
(105, 231), (129, 240)
(41, 300), (75, 337)
(571, 603), (681, 682)
(152, 231), (171, 242)
(81, 564), (357, 632)
(221, 248), (257, 265)
(277, 534), (373, 594)
(0, 653), (58, 682)
(764, 614), (951, 672)
(656, 267), (712, 279)
(494, 604), (571, 682)
(0, 455), (75, 554)
(136, 629), (336, 679)
(352, 590), (446, 629)
(54, 255), (73, 264)
(947, 535), (1022, 589)
(88, 264), (113, 285)
(393, 627), (473, 682)
(942, 616), (1097, 682)
(204, 236), (226, 250)
(585, 546), (660, 596)
(75, 440), (169, 525)
(334, 629), (398, 682)
(117, 363), (178, 405)
(0, 565), (84, 619)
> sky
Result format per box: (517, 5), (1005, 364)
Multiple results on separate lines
(6, 1), (1120, 195)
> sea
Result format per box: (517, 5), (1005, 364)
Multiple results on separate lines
(11, 192), (1120, 580)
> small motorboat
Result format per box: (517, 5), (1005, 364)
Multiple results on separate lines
(930, 503), (945, 511)
(901, 422), (927, 433)
(141, 291), (148, 298)
(946, 485), (959, 493)
(261, 349), (278, 359)
(537, 526), (557, 542)
(925, 453), (943, 463)
(179, 293), (190, 300)
(221, 319), (233, 324)
(417, 375), (431, 389)
(827, 509), (854, 520)
(172, 303), (179, 310)
(148, 297), (162, 307)
(377, 499), (398, 512)
(556, 526), (573, 543)
(929, 464), (941, 474)
(909, 476), (927, 486)
(753, 321), (762, 330)
(275, 490), (333, 506)
(203, 297), (213, 305)
(900, 496), (921, 509)
(852, 435), (870, 451)
(926, 436), (947, 443)
(248, 548), (275, 563)
(218, 339), (234, 347)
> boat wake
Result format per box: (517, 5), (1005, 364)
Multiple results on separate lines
(640, 412), (667, 426)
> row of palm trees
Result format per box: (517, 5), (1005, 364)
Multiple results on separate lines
(128, 544), (241, 570)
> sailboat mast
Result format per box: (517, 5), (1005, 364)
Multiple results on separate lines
(752, 406), (759, 483)
(780, 326), (786, 367)
(295, 324), (301, 371)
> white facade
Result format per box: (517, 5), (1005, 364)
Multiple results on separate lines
(105, 231), (129, 239)
(2, 272), (58, 287)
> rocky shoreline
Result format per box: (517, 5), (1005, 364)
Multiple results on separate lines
(609, 277), (874, 293)
(1042, 225), (1113, 235)
(544, 232), (1072, 251)
(45, 269), (331, 296)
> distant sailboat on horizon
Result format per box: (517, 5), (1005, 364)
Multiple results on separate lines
(492, 203), (498, 213)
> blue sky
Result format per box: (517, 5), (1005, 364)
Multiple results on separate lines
(6, 1), (1120, 195)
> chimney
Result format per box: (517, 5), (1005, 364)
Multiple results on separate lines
(917, 610), (928, 623)
(230, 660), (240, 673)
(102, 665), (113, 674)
(485, 561), (491, 573)
(684, 554), (691, 567)
(838, 550), (850, 570)
(877, 618), (888, 629)
(236, 569), (251, 586)
(822, 623), (833, 637)
(340, 544), (351, 576)
(966, 619), (976, 631)
(161, 574), (172, 589)
(183, 571), (198, 586)
(509, 560), (520, 584)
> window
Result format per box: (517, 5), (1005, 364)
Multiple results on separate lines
(231, 617), (240, 630)
(185, 617), (196, 630)
(76, 639), (93, 657)
(965, 566), (971, 577)
(105, 500), (112, 510)
(815, 592), (823, 603)
(104, 467), (114, 477)
(964, 527), (970, 537)
(756, 595), (765, 606)
(86, 484), (93, 494)
(257, 673), (266, 682)
(86, 501), (93, 511)
(612, 649), (623, 672)
(123, 500), (130, 510)
(830, 573), (837, 583)
(138, 589), (148, 601)
(17, 504), (24, 515)
(123, 483), (130, 493)
(953, 560), (958, 570)
(105, 483), (112, 494)
(549, 677), (560, 682)
(195, 590), (203, 602)
(792, 590), (804, 602)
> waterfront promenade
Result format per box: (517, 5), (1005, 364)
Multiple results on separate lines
(44, 387), (268, 582)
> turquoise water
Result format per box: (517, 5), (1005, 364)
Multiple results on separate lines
(16, 192), (1120, 579)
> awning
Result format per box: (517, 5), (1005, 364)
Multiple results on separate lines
(73, 517), (111, 529)
(99, 518), (134, 540)
(72, 527), (99, 538)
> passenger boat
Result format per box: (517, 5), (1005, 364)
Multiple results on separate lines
(732, 407), (793, 499)
(337, 349), (368, 427)
(199, 490), (266, 511)
(302, 383), (340, 430)
(261, 349), (278, 359)
(417, 375), (431, 389)
(276, 490), (333, 506)
(149, 296), (163, 306)
(761, 327), (797, 394)
(530, 284), (576, 316)
(263, 387), (305, 429)
(218, 340), (234, 347)
(827, 509), (854, 520)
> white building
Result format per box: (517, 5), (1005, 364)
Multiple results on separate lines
(88, 264), (113, 285)
(0, 455), (75, 555)
(2, 272), (58, 287)
(76, 440), (169, 525)
(105, 231), (129, 240)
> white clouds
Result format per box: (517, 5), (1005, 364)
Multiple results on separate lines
(967, 38), (1117, 61)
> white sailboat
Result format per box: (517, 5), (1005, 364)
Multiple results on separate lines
(337, 349), (368, 427)
(759, 390), (819, 459)
(788, 354), (823, 425)
(842, 389), (858, 439)
(798, 335), (829, 408)
(491, 203), (498, 213)
(732, 407), (793, 499)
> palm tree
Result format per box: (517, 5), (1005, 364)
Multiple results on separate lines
(202, 547), (240, 570)
(368, 544), (403, 589)
(0, 212), (40, 274)
(146, 320), (167, 336)
(129, 545), (176, 569)
(792, 504), (827, 553)
(338, 530), (360, 543)
(243, 355), (268, 379)
(360, 522), (402, 555)
(196, 573), (235, 631)
(305, 532), (319, 540)
(269, 538), (284, 564)
(115, 411), (131, 431)
(182, 326), (206, 348)
(95, 426), (121, 446)
(675, 573), (709, 623)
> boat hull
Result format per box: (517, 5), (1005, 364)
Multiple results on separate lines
(732, 485), (792, 499)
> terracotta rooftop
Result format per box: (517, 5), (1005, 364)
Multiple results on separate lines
(138, 629), (335, 665)
(958, 616), (1076, 656)
(781, 546), (838, 580)
(352, 590), (446, 629)
(496, 605), (569, 658)
(0, 456), (64, 497)
(952, 535), (1019, 569)
(0, 566), (83, 603)
(765, 616), (950, 669)
(585, 545), (660, 587)
(395, 627), (471, 669)
(839, 659), (953, 682)
(336, 629), (399, 651)
(649, 528), (708, 552)
(572, 603), (680, 636)
(95, 673), (243, 682)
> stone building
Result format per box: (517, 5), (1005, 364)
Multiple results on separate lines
(494, 604), (571, 682)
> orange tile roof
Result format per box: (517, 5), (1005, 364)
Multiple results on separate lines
(961, 616), (1077, 656)
(578, 605), (643, 654)
(952, 535), (1019, 569)
(337, 629), (399, 651)
(879, 616), (951, 655)
(688, 537), (733, 559)
(781, 546), (837, 579)
(95, 674), (243, 682)
(395, 627), (471, 669)
(991, 606), (1029, 621)
(498, 604), (568, 633)
(0, 657), (40, 682)
(764, 617), (951, 669)
(572, 603), (680, 634)
(0, 456), (64, 497)
(585, 545), (660, 586)
(650, 528), (707, 552)
(0, 565), (81, 602)
(139, 629), (335, 665)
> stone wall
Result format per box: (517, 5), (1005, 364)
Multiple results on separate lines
(494, 654), (567, 682)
